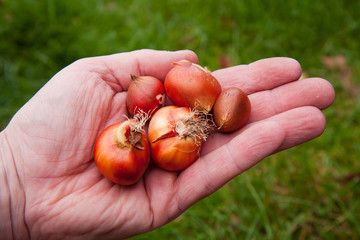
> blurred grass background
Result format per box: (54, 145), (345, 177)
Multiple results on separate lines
(1, 0), (359, 239)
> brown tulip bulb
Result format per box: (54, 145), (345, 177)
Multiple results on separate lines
(213, 87), (251, 133)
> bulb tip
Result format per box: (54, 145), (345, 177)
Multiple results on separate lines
(173, 59), (192, 67)
(130, 74), (138, 81)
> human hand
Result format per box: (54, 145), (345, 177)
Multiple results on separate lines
(0, 49), (335, 239)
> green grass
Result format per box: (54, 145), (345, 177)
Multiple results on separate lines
(1, 0), (360, 239)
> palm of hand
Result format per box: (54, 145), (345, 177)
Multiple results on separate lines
(4, 50), (334, 239)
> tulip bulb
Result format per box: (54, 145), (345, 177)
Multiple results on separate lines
(213, 87), (251, 133)
(126, 74), (166, 117)
(148, 106), (214, 171)
(164, 60), (222, 113)
(94, 113), (150, 185)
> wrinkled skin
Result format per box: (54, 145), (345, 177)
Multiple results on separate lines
(0, 49), (335, 239)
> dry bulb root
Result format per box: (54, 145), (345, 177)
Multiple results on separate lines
(173, 108), (215, 146)
(118, 109), (151, 149)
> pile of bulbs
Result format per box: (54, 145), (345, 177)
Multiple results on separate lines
(94, 60), (251, 185)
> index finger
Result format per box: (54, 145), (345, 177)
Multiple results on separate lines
(75, 49), (198, 92)
(212, 57), (302, 94)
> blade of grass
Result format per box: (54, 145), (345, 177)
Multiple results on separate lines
(244, 173), (273, 239)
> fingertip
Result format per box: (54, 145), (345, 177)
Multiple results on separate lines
(309, 77), (336, 109)
(275, 57), (303, 81)
(175, 49), (198, 64)
(309, 106), (327, 137)
(324, 79), (336, 107)
(252, 57), (302, 83)
(286, 57), (302, 80)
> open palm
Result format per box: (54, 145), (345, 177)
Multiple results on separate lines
(2, 50), (334, 239)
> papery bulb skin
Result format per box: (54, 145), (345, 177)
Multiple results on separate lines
(213, 87), (251, 133)
(164, 60), (222, 113)
(148, 106), (212, 171)
(126, 74), (166, 117)
(94, 119), (150, 185)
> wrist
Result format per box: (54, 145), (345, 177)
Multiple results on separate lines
(0, 130), (30, 239)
